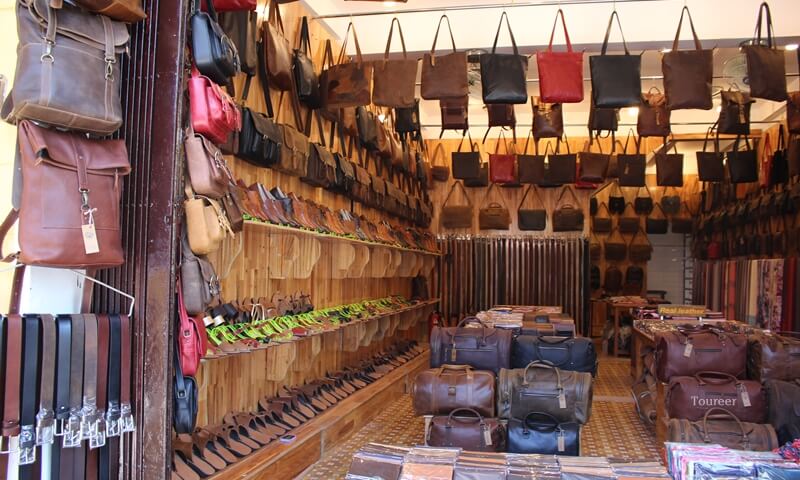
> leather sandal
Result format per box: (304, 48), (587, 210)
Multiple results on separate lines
(192, 430), (228, 472)
(223, 413), (275, 446)
(259, 399), (304, 428)
(173, 452), (201, 480)
(194, 428), (238, 465)
(202, 425), (252, 458)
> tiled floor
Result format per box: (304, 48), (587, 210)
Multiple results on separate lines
(299, 357), (660, 479)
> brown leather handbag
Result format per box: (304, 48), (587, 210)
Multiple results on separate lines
(628, 228), (652, 262)
(579, 138), (609, 183)
(439, 181), (473, 229)
(531, 97), (563, 139)
(372, 18), (418, 108)
(667, 372), (766, 423)
(788, 92), (800, 134)
(412, 365), (495, 417)
(421, 15), (468, 100)
(747, 333), (800, 382)
(180, 234), (221, 316)
(667, 408), (779, 451)
(430, 143), (450, 182)
(9, 121), (131, 268)
(552, 186), (584, 232)
(321, 23), (372, 108)
(661, 6), (713, 111)
(185, 126), (232, 199)
(430, 317), (512, 373)
(263, 0), (293, 91)
(517, 134), (545, 185)
(655, 327), (748, 381)
(592, 202), (612, 233)
(637, 87), (671, 137)
(278, 121), (310, 177)
(478, 185), (511, 230)
(452, 134), (482, 180)
(542, 138), (577, 186)
(718, 88), (754, 135)
(617, 131), (646, 187)
(427, 408), (507, 453)
(618, 202), (640, 234)
(604, 228), (627, 261)
(655, 139), (684, 187)
(440, 96), (469, 133)
(743, 2), (788, 102)
(68, 0), (145, 22)
(185, 186), (232, 256)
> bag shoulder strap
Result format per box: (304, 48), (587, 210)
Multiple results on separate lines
(547, 9), (573, 52)
(491, 11), (518, 55)
(555, 185), (579, 207)
(752, 2), (775, 48)
(298, 15), (311, 54)
(268, 0), (285, 35)
(519, 184), (544, 210)
(384, 17), (408, 59)
(597, 201), (610, 217)
(630, 227), (652, 246)
(672, 6), (703, 51)
(431, 142), (446, 167)
(481, 183), (508, 209)
(601, 10), (630, 55)
(338, 22), (364, 65)
(442, 181), (472, 208)
(430, 14), (457, 55)
(457, 131), (475, 152)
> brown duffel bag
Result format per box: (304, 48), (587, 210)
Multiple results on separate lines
(412, 365), (495, 417)
(426, 408), (506, 452)
(430, 317), (512, 374)
(666, 371), (766, 423)
(765, 379), (800, 445)
(747, 333), (800, 381)
(655, 326), (747, 382)
(667, 408), (779, 451)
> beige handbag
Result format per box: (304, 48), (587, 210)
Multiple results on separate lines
(184, 126), (231, 199)
(184, 185), (232, 255)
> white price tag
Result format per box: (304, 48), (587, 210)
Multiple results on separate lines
(559, 391), (567, 409)
(558, 432), (565, 452)
(82, 224), (100, 255)
(683, 342), (693, 358)
(482, 426), (492, 446)
(740, 385), (752, 407)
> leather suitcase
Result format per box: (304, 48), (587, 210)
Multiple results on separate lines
(747, 333), (800, 381)
(511, 336), (597, 376)
(507, 412), (580, 455)
(765, 379), (800, 445)
(412, 365), (495, 417)
(430, 317), (512, 374)
(667, 408), (779, 451)
(666, 372), (766, 423)
(655, 326), (747, 382)
(497, 361), (593, 423)
(426, 408), (507, 452)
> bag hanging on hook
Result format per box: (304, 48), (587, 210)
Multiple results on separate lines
(633, 186), (654, 215)
(517, 185), (547, 231)
(489, 131), (518, 185)
(727, 135), (759, 184)
(421, 15), (469, 100)
(660, 187), (681, 215)
(320, 22), (372, 108)
(617, 131), (646, 187)
(645, 203), (668, 234)
(440, 181), (474, 229)
(518, 134), (546, 185)
(718, 86), (754, 135)
(452, 132), (481, 180)
(532, 96), (564, 139)
(480, 12), (529, 104)
(537, 9), (584, 103)
(696, 124), (725, 182)
(618, 202), (640, 234)
(742, 2), (788, 102)
(661, 6), (714, 110)
(440, 96), (469, 133)
(604, 227), (627, 262)
(655, 137), (684, 187)
(478, 184), (511, 230)
(592, 202), (612, 233)
(579, 136), (609, 184)
(589, 10), (642, 108)
(552, 186), (584, 232)
(373, 18), (418, 108)
(608, 180), (626, 215)
(542, 137), (577, 186)
(637, 87), (671, 137)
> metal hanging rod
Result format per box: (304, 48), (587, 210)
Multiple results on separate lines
(413, 73), (800, 87)
(423, 120), (781, 129)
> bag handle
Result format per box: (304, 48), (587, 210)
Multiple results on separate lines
(522, 361), (563, 388)
(671, 6), (703, 51)
(494, 130), (512, 155)
(446, 407), (485, 426)
(268, 0), (285, 35)
(555, 135), (571, 155)
(547, 9), (573, 52)
(583, 135), (604, 154)
(609, 179), (624, 198)
(435, 364), (473, 375)
(630, 227), (652, 247)
(702, 122), (721, 153)
(555, 185), (580, 208)
(752, 2), (775, 49)
(636, 185), (652, 199)
(595, 201), (610, 218)
(518, 184), (545, 210)
(621, 128), (639, 153)
(650, 202), (666, 219)
(702, 408), (749, 446)
(601, 10), (630, 56)
(457, 131), (475, 152)
(384, 17), (408, 60)
(523, 412), (563, 432)
(337, 22), (364, 65)
(607, 226), (624, 243)
(431, 142), (446, 167)
(442, 181), (472, 208)
(694, 371), (740, 386)
(430, 14), (457, 57)
(522, 129), (535, 155)
(534, 139), (556, 157)
(491, 11), (519, 55)
(481, 183), (509, 210)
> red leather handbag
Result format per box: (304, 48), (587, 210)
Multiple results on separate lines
(212, 0), (256, 11)
(536, 9), (584, 103)
(489, 131), (517, 185)
(707, 239), (722, 260)
(178, 281), (206, 376)
(189, 67), (241, 145)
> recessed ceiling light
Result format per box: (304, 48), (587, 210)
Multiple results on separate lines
(786, 44), (799, 51)
(627, 107), (639, 117)
(661, 48), (672, 53)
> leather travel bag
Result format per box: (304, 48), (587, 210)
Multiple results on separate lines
(666, 371), (766, 423)
(667, 407), (779, 452)
(189, 68), (241, 145)
(765, 379), (800, 445)
(9, 0), (129, 135)
(421, 15), (468, 100)
(696, 124), (725, 182)
(180, 234), (220, 316)
(552, 186), (584, 232)
(508, 412), (580, 455)
(427, 408), (507, 453)
(497, 361), (593, 423)
(69, 0), (146, 22)
(440, 181), (474, 229)
(743, 2), (788, 102)
(452, 135), (482, 180)
(480, 12), (528, 104)
(517, 185), (547, 231)
(412, 365), (495, 417)
(237, 106), (281, 168)
(191, 0), (240, 87)
(478, 185), (511, 230)
(511, 335), (597, 376)
(321, 23), (372, 108)
(727, 135), (758, 184)
(589, 11), (641, 108)
(430, 317), (512, 374)
(655, 326), (747, 382)
(10, 120), (131, 268)
(372, 18), (418, 108)
(747, 333), (800, 381)
(536, 9), (583, 104)
(661, 6), (714, 111)
(185, 126), (232, 199)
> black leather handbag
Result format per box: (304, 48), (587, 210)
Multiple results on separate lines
(293, 16), (321, 108)
(452, 134), (481, 180)
(173, 351), (198, 435)
(191, 0), (240, 87)
(589, 11), (641, 108)
(480, 12), (528, 104)
(396, 99), (421, 137)
(357, 107), (378, 151)
(511, 335), (598, 376)
(718, 89), (753, 135)
(617, 135), (646, 187)
(518, 185), (547, 231)
(696, 125), (725, 182)
(508, 412), (580, 455)
(237, 106), (281, 167)
(219, 11), (257, 76)
(728, 135), (758, 184)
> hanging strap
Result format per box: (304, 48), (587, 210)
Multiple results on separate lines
(268, 0), (285, 36)
(637, 185), (652, 199)
(430, 142), (446, 167)
(702, 122), (720, 153)
(522, 129), (534, 155)
(384, 17), (408, 60)
(298, 16), (311, 54)
(752, 2), (775, 48)
(547, 9), (573, 52)
(596, 201), (610, 218)
(481, 183), (509, 209)
(534, 138), (557, 157)
(337, 22), (364, 65)
(494, 130), (512, 155)
(457, 130), (475, 152)
(601, 10), (630, 55)
(430, 14), (457, 57)
(491, 11), (519, 55)
(672, 6), (703, 51)
(556, 185), (580, 207)
(442, 181), (472, 208)
(519, 184), (544, 209)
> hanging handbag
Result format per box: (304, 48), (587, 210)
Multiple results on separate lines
(518, 185), (547, 231)
(219, 11), (257, 76)
(189, 67), (242, 145)
(395, 100), (421, 136)
(661, 187), (681, 215)
(532, 97), (564, 139)
(489, 131), (517, 185)
(728, 135), (759, 184)
(634, 186), (654, 215)
(646, 204), (669, 234)
(718, 88), (754, 135)
(637, 87), (671, 137)
(508, 412), (580, 456)
(430, 143), (450, 181)
(743, 2), (788, 102)
(479, 185), (511, 230)
(537, 9), (584, 104)
(771, 126), (790, 185)
(590, 234), (601, 263)
(421, 15), (469, 100)
(617, 133), (646, 187)
(696, 124), (726, 182)
(427, 408), (507, 453)
(589, 10), (641, 108)
(321, 23), (372, 108)
(552, 186), (584, 232)
(592, 202), (612, 233)
(262, 1), (292, 91)
(629, 228), (653, 262)
(221, 185), (244, 233)
(373, 18), (418, 108)
(71, 0), (146, 22)
(542, 139), (577, 186)
(177, 282), (204, 376)
(464, 161), (490, 188)
(518, 134), (545, 185)
(356, 107), (379, 151)
(662, 6), (714, 110)
(440, 181), (473, 229)
(604, 265), (623, 293)
(588, 101), (619, 134)
(656, 138), (684, 187)
(480, 12), (528, 104)
(184, 126), (232, 199)
(173, 351), (199, 435)
(624, 265), (645, 295)
(608, 180), (626, 214)
(8, 0), (129, 135)
(293, 16), (322, 108)
(788, 92), (800, 134)
(579, 138), (609, 183)
(191, 0), (240, 87)
(440, 96), (469, 133)
(180, 234), (220, 316)
(277, 121), (310, 178)
(452, 133), (481, 180)
(184, 186), (231, 256)
(619, 202), (640, 234)
(237, 105), (280, 167)
(487, 104), (516, 131)
(302, 116), (338, 189)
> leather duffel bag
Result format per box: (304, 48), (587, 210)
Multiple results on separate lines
(667, 407), (779, 452)
(412, 365), (495, 417)
(497, 361), (593, 423)
(747, 333), (800, 382)
(430, 317), (512, 374)
(666, 371), (766, 423)
(765, 379), (800, 445)
(511, 336), (597, 376)
(655, 326), (747, 382)
(507, 412), (580, 455)
(427, 408), (507, 452)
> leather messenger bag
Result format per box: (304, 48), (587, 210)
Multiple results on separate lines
(412, 365), (495, 417)
(430, 317), (512, 374)
(747, 333), (800, 382)
(655, 326), (747, 382)
(511, 335), (597, 376)
(427, 408), (507, 453)
(666, 371), (766, 423)
(667, 407), (779, 452)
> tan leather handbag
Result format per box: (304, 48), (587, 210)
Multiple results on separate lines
(278, 123), (310, 177)
(263, 0), (293, 91)
(66, 0), (145, 22)
(440, 181), (473, 229)
(372, 18), (418, 108)
(185, 127), (232, 199)
(421, 15), (468, 100)
(185, 186), (232, 256)
(478, 184), (511, 230)
(321, 23), (372, 109)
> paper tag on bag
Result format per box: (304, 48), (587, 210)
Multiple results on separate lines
(559, 391), (567, 409)
(558, 432), (565, 452)
(482, 426), (492, 446)
(82, 224), (100, 255)
(740, 385), (751, 407)
(683, 342), (693, 358)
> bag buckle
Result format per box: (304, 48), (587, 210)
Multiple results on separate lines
(41, 40), (54, 63)
(105, 56), (116, 81)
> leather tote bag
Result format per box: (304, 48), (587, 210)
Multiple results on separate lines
(747, 334), (800, 382)
(696, 125), (726, 182)
(518, 185), (547, 231)
(263, 1), (292, 91)
(185, 126), (232, 199)
(508, 413), (580, 455)
(592, 202), (612, 233)
(618, 203), (640, 234)
(727, 135), (758, 184)
(430, 143), (450, 181)
(429, 317), (513, 373)
(634, 186), (654, 215)
(439, 181), (474, 229)
(427, 408), (507, 453)
(637, 87), (671, 137)
(788, 92), (800, 134)
(480, 12), (528, 104)
(237, 105), (280, 167)
(321, 23), (372, 108)
(479, 185), (511, 230)
(667, 408), (779, 452)
(72, 0), (146, 22)
(666, 372), (766, 423)
(771, 127), (790, 185)
(452, 134), (481, 180)
(604, 228), (627, 261)
(373, 18), (418, 108)
(589, 11), (641, 108)
(743, 2), (788, 102)
(766, 379), (800, 444)
(440, 96), (469, 133)
(191, 0), (239, 87)
(655, 326), (747, 381)
(542, 139), (577, 186)
(293, 16), (321, 108)
(421, 15), (468, 100)
(662, 6), (714, 110)
(511, 335), (597, 375)
(588, 101), (619, 135)
(8, 0), (129, 135)
(189, 67), (241, 145)
(12, 120), (130, 268)
(656, 139), (685, 187)
(628, 228), (652, 262)
(532, 97), (564, 139)
(537, 9), (584, 104)
(219, 11), (257, 76)
(579, 138), (609, 183)
(412, 365), (495, 417)
(497, 361), (593, 423)
(671, 202), (694, 234)
(608, 180), (626, 214)
(518, 134), (545, 185)
(718, 88), (754, 135)
(617, 133), (646, 187)
(489, 132), (517, 185)
(180, 234), (220, 316)
(645, 203), (668, 234)
(552, 186), (584, 232)
(464, 161), (490, 188)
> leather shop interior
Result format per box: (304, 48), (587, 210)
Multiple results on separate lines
(2, 0), (800, 478)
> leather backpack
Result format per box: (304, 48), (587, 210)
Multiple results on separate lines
(478, 185), (511, 230)
(321, 23), (372, 108)
(421, 15), (468, 100)
(536, 9), (584, 104)
(440, 96), (470, 133)
(718, 88), (754, 135)
(589, 10), (641, 108)
(661, 6), (714, 110)
(532, 97), (564, 139)
(440, 181), (473, 229)
(637, 87), (671, 137)
(552, 186), (584, 232)
(743, 2), (788, 102)
(373, 18), (418, 108)
(480, 12), (528, 104)
(517, 185), (547, 231)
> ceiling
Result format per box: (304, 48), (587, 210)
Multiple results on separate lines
(303, 0), (800, 139)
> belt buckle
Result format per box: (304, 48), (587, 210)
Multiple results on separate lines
(18, 425), (36, 465)
(106, 402), (121, 438)
(0, 435), (18, 455)
(35, 409), (55, 446)
(90, 414), (107, 450)
(120, 403), (136, 434)
(62, 412), (82, 448)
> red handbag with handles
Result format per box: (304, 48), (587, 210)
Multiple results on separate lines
(489, 131), (517, 185)
(177, 281), (206, 376)
(189, 67), (241, 145)
(536, 9), (584, 103)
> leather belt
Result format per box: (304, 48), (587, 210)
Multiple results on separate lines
(53, 314), (73, 477)
(82, 314), (104, 448)
(36, 315), (56, 447)
(102, 314), (122, 480)
(59, 314), (85, 480)
(119, 314), (134, 434)
(1, 314), (22, 452)
(19, 314), (40, 472)
(87, 315), (110, 480)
